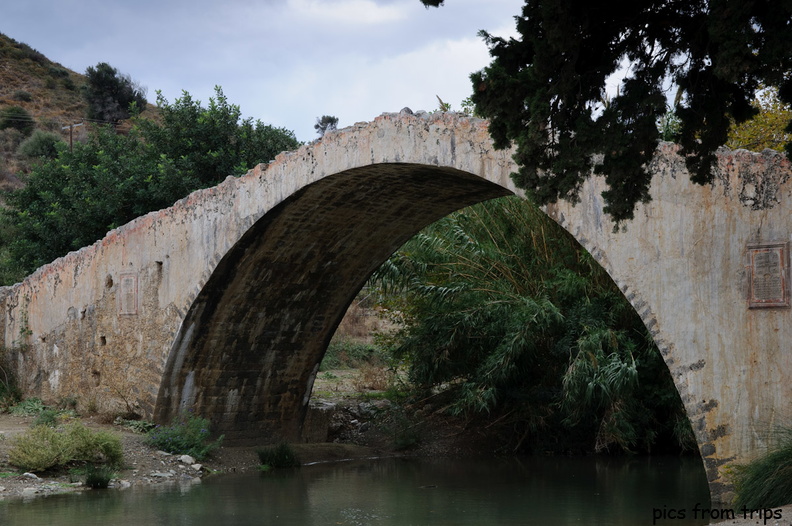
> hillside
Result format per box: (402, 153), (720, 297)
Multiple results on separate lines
(0, 33), (90, 187)
(0, 34), (87, 126)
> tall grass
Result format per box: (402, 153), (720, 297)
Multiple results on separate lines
(369, 195), (693, 454)
(257, 443), (300, 469)
(732, 428), (792, 509)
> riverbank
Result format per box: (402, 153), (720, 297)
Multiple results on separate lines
(0, 411), (388, 501)
(1, 388), (789, 526)
(0, 366), (489, 502)
(2, 412), (790, 526)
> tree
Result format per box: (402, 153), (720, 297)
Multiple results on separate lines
(0, 126), (185, 278)
(314, 115), (339, 137)
(423, 1), (792, 223)
(727, 86), (792, 152)
(139, 87), (300, 186)
(372, 196), (694, 453)
(0, 88), (301, 283)
(83, 62), (147, 123)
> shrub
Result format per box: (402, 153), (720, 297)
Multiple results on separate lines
(145, 414), (223, 460)
(64, 422), (123, 466)
(48, 66), (69, 78)
(12, 90), (32, 102)
(0, 128), (25, 155)
(732, 429), (792, 509)
(0, 106), (35, 136)
(32, 409), (59, 428)
(14, 42), (46, 64)
(320, 340), (387, 371)
(8, 425), (62, 471)
(83, 463), (116, 489)
(352, 364), (393, 391)
(257, 443), (300, 469)
(8, 421), (123, 472)
(115, 417), (156, 434)
(17, 129), (62, 159)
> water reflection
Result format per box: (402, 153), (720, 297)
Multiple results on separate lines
(0, 455), (710, 526)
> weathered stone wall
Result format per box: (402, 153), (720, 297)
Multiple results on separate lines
(545, 143), (792, 501)
(0, 110), (516, 421)
(0, 110), (789, 502)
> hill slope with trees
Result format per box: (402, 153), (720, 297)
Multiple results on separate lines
(0, 34), (300, 284)
(0, 33), (89, 185)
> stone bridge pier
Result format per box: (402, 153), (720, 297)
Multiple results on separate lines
(1, 110), (790, 503)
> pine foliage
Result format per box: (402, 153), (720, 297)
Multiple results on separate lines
(465, 1), (791, 223)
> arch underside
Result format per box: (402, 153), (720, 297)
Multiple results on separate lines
(154, 163), (512, 443)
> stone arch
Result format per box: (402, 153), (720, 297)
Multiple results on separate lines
(153, 163), (513, 442)
(6, 111), (791, 503)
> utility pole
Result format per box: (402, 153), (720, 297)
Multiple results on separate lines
(60, 122), (84, 152)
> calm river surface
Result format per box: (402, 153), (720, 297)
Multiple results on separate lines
(1, 455), (711, 526)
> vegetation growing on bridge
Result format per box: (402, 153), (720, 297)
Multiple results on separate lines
(0, 87), (300, 284)
(372, 196), (695, 454)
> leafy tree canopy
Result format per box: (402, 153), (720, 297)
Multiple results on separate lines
(1, 127), (184, 276)
(138, 87), (300, 186)
(0, 87), (301, 283)
(83, 62), (147, 124)
(424, 0), (792, 223)
(727, 86), (792, 152)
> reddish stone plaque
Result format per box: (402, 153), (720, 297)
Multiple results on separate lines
(748, 242), (789, 308)
(118, 273), (138, 315)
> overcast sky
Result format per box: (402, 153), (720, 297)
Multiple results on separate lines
(3, 0), (523, 142)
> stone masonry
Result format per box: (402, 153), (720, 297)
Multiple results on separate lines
(0, 110), (790, 502)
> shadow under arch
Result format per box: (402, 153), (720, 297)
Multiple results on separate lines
(153, 163), (512, 443)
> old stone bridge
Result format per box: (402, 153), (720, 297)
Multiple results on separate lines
(2, 111), (791, 500)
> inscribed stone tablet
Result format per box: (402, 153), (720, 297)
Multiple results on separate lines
(748, 242), (789, 308)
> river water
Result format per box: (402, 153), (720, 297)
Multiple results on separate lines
(1, 455), (712, 526)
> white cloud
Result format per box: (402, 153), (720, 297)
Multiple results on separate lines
(3, 0), (526, 141)
(287, 0), (409, 25)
